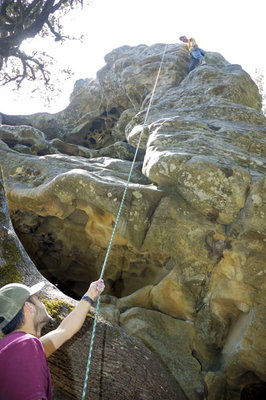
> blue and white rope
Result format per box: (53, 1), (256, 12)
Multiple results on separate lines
(82, 43), (168, 400)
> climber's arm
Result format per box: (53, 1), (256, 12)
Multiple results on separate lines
(40, 279), (105, 357)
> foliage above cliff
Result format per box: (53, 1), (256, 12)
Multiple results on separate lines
(0, 0), (86, 88)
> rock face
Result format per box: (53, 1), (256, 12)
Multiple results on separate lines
(0, 43), (266, 399)
(0, 169), (186, 400)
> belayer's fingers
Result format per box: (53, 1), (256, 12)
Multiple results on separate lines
(96, 282), (105, 292)
(96, 282), (104, 288)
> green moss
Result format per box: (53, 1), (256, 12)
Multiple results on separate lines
(0, 171), (24, 285)
(41, 297), (95, 321)
(0, 237), (24, 285)
(41, 298), (74, 320)
(0, 211), (7, 224)
(0, 262), (23, 284)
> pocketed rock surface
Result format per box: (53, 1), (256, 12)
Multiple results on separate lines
(0, 43), (265, 400)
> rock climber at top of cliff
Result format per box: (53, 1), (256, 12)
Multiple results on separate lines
(0, 279), (105, 400)
(179, 36), (207, 72)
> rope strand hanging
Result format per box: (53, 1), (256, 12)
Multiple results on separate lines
(82, 43), (168, 400)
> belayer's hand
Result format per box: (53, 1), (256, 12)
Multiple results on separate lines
(86, 279), (105, 302)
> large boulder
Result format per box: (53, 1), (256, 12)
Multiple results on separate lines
(140, 64), (265, 224)
(120, 307), (203, 400)
(1, 43), (265, 399)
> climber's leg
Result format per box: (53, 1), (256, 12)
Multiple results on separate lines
(199, 48), (207, 65)
(188, 56), (198, 72)
(191, 47), (204, 63)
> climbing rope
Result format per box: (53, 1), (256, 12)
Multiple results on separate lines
(81, 43), (168, 400)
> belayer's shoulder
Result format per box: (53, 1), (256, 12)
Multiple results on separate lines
(9, 332), (42, 348)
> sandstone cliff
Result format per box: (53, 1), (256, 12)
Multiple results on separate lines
(0, 43), (265, 399)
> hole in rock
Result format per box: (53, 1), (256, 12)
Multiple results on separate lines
(90, 119), (103, 131)
(11, 209), (166, 300)
(241, 382), (266, 400)
(37, 149), (47, 156)
(89, 137), (96, 145)
(11, 209), (98, 300)
(2, 138), (16, 148)
(67, 107), (123, 150)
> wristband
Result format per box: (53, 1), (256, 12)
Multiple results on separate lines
(81, 295), (95, 306)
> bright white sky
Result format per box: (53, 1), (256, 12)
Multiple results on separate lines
(0, 0), (265, 115)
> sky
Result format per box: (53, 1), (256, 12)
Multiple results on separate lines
(0, 0), (265, 115)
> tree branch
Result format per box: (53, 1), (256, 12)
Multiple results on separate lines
(0, 0), (55, 48)
(0, 0), (15, 25)
(1, 48), (50, 87)
(46, 18), (62, 41)
(25, 0), (43, 16)
(0, 0), (85, 88)
(51, 0), (71, 13)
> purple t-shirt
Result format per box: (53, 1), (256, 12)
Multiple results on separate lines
(0, 331), (52, 400)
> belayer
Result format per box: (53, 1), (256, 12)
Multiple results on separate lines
(0, 279), (105, 400)
(179, 36), (207, 72)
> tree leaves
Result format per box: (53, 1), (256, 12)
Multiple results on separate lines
(0, 0), (85, 89)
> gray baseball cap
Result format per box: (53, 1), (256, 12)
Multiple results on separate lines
(0, 282), (45, 329)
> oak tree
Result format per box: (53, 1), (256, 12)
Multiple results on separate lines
(0, 0), (84, 87)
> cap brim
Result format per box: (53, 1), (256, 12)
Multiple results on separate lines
(29, 282), (45, 295)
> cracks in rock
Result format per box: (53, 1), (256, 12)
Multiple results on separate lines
(99, 324), (107, 399)
(191, 349), (203, 372)
(206, 207), (220, 222)
(207, 123), (222, 132)
(118, 59), (143, 112)
(139, 192), (166, 249)
(205, 230), (232, 261)
(111, 251), (126, 299)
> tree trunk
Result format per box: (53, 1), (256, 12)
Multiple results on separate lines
(0, 167), (187, 400)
